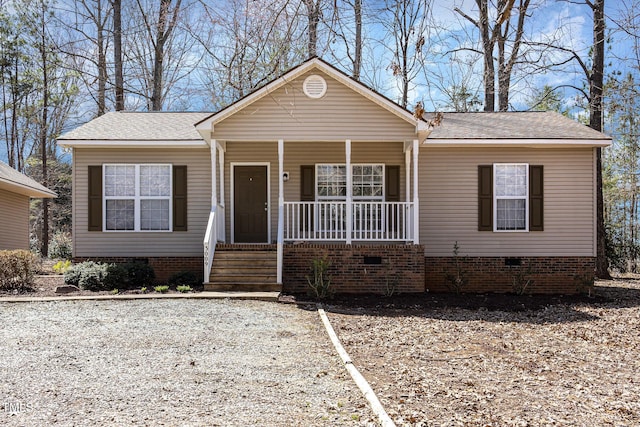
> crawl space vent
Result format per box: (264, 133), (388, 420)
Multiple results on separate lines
(303, 75), (327, 99)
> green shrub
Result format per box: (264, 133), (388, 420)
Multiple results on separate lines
(168, 271), (200, 288)
(48, 232), (72, 260)
(53, 260), (72, 274)
(176, 284), (193, 293)
(445, 241), (468, 294)
(64, 261), (110, 291)
(0, 250), (40, 290)
(122, 262), (155, 288)
(102, 263), (128, 289)
(154, 285), (169, 293)
(306, 256), (333, 299)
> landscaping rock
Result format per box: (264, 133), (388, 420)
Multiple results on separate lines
(55, 285), (80, 294)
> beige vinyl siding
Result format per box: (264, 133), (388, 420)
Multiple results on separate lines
(213, 71), (417, 142)
(420, 147), (596, 257)
(73, 148), (211, 257)
(225, 141), (407, 242)
(0, 189), (30, 250)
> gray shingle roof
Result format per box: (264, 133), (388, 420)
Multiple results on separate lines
(426, 111), (610, 140)
(57, 110), (609, 142)
(0, 161), (56, 198)
(58, 112), (211, 141)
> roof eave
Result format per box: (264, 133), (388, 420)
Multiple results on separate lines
(0, 180), (57, 198)
(423, 138), (612, 148)
(57, 139), (208, 148)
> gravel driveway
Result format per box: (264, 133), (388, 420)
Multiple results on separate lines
(0, 299), (374, 426)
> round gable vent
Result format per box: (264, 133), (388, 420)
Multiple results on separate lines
(303, 75), (327, 99)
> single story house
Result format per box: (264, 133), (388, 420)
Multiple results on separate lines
(0, 161), (57, 250)
(57, 58), (611, 294)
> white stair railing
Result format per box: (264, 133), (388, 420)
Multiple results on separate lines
(203, 208), (217, 282)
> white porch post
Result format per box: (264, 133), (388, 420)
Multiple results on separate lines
(345, 139), (352, 244)
(277, 139), (284, 284)
(405, 148), (411, 206)
(217, 141), (225, 242)
(412, 139), (420, 243)
(217, 142), (225, 207)
(211, 139), (217, 208)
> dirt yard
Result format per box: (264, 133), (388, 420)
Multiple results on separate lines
(325, 279), (640, 426)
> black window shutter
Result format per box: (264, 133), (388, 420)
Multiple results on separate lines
(300, 165), (315, 201)
(529, 165), (544, 231)
(478, 165), (493, 231)
(88, 165), (103, 231)
(173, 165), (188, 231)
(385, 165), (400, 202)
(300, 165), (315, 232)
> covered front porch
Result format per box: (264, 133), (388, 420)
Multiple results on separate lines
(203, 138), (422, 291)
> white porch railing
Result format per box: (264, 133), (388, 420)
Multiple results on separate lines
(283, 201), (414, 241)
(203, 204), (225, 282)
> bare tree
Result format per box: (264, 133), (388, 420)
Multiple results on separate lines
(135, 0), (183, 111)
(196, 0), (304, 108)
(379, 0), (433, 109)
(455, 0), (531, 111)
(303, 0), (322, 58)
(124, 0), (202, 110)
(326, 0), (364, 79)
(112, 0), (124, 110)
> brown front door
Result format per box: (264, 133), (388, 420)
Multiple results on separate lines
(234, 166), (268, 243)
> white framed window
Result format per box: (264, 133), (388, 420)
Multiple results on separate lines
(494, 163), (528, 232)
(315, 164), (384, 200)
(104, 164), (172, 232)
(316, 164), (346, 199)
(315, 164), (385, 234)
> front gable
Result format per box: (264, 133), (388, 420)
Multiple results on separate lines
(197, 60), (423, 143)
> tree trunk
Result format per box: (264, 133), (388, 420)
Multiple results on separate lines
(353, 0), (362, 80)
(113, 0), (124, 111)
(39, 1), (49, 257)
(304, 0), (321, 58)
(96, 0), (106, 116)
(149, 0), (181, 111)
(591, 0), (610, 278)
(477, 0), (495, 111)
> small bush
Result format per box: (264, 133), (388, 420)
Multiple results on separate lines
(445, 241), (468, 294)
(102, 263), (128, 289)
(53, 260), (72, 274)
(168, 271), (200, 288)
(0, 250), (40, 290)
(64, 261), (110, 291)
(48, 232), (72, 260)
(154, 285), (169, 293)
(306, 256), (333, 299)
(122, 262), (155, 288)
(176, 285), (193, 293)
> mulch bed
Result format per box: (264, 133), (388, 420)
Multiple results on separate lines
(317, 278), (640, 426)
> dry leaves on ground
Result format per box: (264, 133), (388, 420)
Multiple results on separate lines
(327, 280), (640, 426)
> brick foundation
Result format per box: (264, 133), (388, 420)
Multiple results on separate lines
(283, 244), (425, 294)
(73, 256), (203, 283)
(425, 256), (595, 294)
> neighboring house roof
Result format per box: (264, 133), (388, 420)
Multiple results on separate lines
(0, 161), (57, 198)
(57, 112), (211, 148)
(194, 57), (431, 142)
(425, 111), (611, 147)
